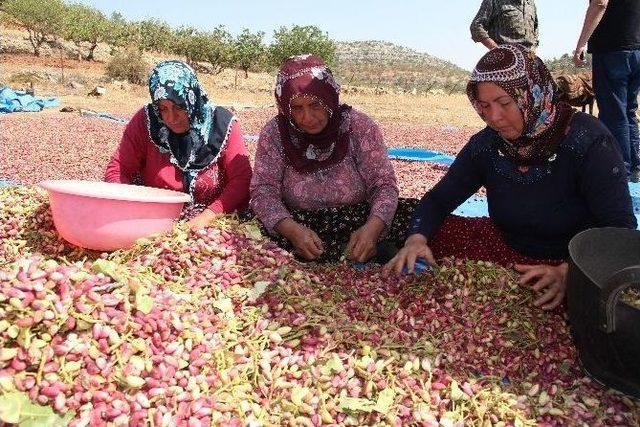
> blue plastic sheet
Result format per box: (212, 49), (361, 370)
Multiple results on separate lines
(79, 109), (128, 124)
(453, 195), (489, 218)
(628, 182), (640, 228)
(0, 179), (15, 188)
(0, 87), (59, 113)
(387, 147), (455, 165)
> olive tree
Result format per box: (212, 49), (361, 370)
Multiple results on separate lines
(4, 0), (66, 56)
(268, 25), (336, 67)
(232, 29), (266, 77)
(62, 3), (109, 60)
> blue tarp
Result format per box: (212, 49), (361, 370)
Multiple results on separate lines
(388, 147), (455, 165)
(0, 87), (59, 113)
(453, 195), (489, 218)
(79, 109), (128, 124)
(0, 179), (15, 188)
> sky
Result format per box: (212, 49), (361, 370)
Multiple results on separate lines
(74, 0), (588, 71)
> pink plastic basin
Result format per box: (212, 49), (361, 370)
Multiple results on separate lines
(39, 180), (191, 251)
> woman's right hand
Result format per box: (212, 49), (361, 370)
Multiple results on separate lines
(276, 218), (324, 260)
(384, 233), (436, 275)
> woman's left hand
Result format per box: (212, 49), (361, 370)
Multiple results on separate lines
(345, 216), (385, 262)
(187, 209), (218, 231)
(514, 263), (569, 310)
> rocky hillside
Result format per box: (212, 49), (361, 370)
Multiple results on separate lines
(0, 25), (470, 95)
(335, 41), (469, 94)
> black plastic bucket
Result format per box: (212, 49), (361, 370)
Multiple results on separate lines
(567, 227), (640, 398)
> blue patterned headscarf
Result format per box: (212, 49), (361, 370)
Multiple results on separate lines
(145, 60), (235, 195)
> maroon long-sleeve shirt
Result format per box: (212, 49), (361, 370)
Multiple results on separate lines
(105, 108), (251, 213)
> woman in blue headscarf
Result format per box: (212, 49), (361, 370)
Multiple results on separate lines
(105, 60), (252, 230)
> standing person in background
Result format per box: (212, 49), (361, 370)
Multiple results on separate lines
(470, 0), (538, 51)
(574, 0), (640, 182)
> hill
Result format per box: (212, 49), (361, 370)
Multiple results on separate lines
(335, 41), (469, 94)
(0, 24), (471, 95)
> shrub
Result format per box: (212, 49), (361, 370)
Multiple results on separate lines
(105, 48), (148, 85)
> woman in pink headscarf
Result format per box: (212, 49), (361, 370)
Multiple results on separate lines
(250, 54), (417, 263)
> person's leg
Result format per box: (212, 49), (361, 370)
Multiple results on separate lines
(374, 197), (421, 263)
(428, 215), (563, 267)
(289, 202), (369, 262)
(385, 198), (421, 247)
(592, 52), (632, 174)
(626, 50), (640, 175)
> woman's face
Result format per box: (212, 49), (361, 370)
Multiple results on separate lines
(290, 96), (329, 135)
(157, 99), (190, 134)
(475, 82), (524, 140)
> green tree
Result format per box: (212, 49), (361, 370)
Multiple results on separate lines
(232, 29), (265, 77)
(105, 12), (127, 50)
(62, 3), (108, 61)
(134, 18), (174, 53)
(105, 12), (138, 52)
(268, 25), (336, 68)
(172, 26), (232, 74)
(4, 0), (66, 56)
(171, 26), (199, 64)
(200, 26), (233, 74)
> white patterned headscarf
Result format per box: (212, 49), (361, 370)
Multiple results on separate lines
(467, 44), (575, 166)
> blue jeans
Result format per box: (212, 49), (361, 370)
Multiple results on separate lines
(592, 50), (640, 174)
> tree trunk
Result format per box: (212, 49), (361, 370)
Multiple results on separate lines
(27, 30), (40, 56)
(243, 67), (249, 79)
(59, 48), (65, 82)
(86, 42), (98, 61)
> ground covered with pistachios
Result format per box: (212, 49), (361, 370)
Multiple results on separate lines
(1, 185), (639, 426)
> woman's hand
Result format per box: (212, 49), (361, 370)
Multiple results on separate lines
(275, 218), (324, 260)
(345, 216), (385, 262)
(187, 209), (218, 231)
(383, 233), (436, 275)
(515, 263), (569, 310)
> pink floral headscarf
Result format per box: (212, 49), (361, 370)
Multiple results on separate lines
(274, 54), (352, 174)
